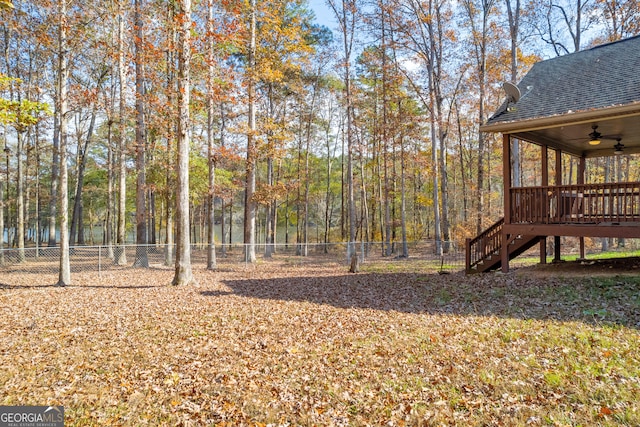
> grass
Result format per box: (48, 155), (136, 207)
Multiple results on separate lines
(0, 261), (639, 426)
(513, 248), (640, 265)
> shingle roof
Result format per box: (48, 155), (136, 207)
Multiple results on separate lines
(485, 35), (640, 126)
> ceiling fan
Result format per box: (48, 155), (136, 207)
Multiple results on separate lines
(588, 125), (601, 145)
(585, 125), (621, 146)
(613, 138), (624, 155)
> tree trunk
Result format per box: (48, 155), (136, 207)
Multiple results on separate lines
(34, 125), (41, 256)
(455, 100), (469, 223)
(506, 0), (521, 188)
(439, 126), (451, 253)
(302, 83), (319, 256)
(70, 105), (96, 246)
(400, 132), (408, 258)
(265, 85), (275, 258)
(116, 5), (128, 266)
(16, 131), (25, 262)
(149, 188), (156, 244)
(243, 0), (257, 263)
(428, 61), (442, 256)
(164, 8), (176, 266)
(219, 103), (227, 257)
(265, 155), (274, 258)
(106, 117), (114, 258)
(56, 0), (71, 286)
(323, 120), (335, 253)
(172, 0), (195, 285)
(48, 101), (59, 247)
(133, 0), (148, 268)
(206, 0), (217, 270)
(327, 0), (357, 261)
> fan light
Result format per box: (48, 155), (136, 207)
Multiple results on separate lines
(588, 125), (602, 145)
(613, 139), (624, 155)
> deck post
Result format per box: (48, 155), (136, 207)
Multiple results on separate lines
(465, 238), (471, 274)
(540, 144), (549, 264)
(554, 148), (562, 262)
(578, 155), (586, 260)
(501, 134), (512, 272)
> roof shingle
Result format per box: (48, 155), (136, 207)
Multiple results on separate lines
(486, 35), (640, 126)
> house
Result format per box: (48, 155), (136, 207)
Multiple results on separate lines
(466, 35), (640, 273)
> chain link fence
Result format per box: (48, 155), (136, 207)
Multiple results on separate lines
(0, 241), (465, 279)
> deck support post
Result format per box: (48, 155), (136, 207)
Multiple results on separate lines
(501, 134), (512, 272)
(540, 144), (549, 264)
(578, 154), (586, 260)
(554, 148), (562, 262)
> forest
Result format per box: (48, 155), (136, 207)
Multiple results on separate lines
(1, 0), (639, 284)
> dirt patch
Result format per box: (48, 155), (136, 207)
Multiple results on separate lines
(515, 256), (640, 278)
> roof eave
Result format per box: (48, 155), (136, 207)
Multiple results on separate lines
(480, 102), (640, 134)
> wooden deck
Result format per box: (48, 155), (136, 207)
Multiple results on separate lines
(466, 182), (640, 273)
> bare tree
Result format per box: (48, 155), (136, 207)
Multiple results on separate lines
(536, 0), (597, 55)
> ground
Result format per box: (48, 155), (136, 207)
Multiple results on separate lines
(519, 256), (640, 278)
(1, 259), (639, 426)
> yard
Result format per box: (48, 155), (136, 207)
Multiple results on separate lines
(1, 258), (639, 426)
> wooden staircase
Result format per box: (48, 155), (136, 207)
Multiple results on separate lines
(465, 218), (544, 273)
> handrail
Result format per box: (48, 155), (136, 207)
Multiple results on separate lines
(465, 217), (504, 273)
(510, 182), (640, 224)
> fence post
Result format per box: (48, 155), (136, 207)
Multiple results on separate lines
(98, 245), (102, 278)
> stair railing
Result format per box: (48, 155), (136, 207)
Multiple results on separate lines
(465, 218), (504, 273)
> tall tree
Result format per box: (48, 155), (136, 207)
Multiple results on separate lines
(56, 0), (70, 286)
(70, 78), (102, 245)
(243, 0), (257, 263)
(396, 0), (456, 253)
(133, 0), (148, 267)
(461, 0), (498, 233)
(163, 3), (177, 266)
(115, 0), (128, 265)
(206, 0), (217, 270)
(328, 0), (358, 266)
(172, 0), (195, 285)
(505, 0), (521, 187)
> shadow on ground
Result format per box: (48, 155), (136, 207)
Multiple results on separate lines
(205, 265), (640, 328)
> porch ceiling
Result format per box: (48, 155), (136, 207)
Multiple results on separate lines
(509, 111), (640, 158)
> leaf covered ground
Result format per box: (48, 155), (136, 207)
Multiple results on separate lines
(1, 259), (639, 426)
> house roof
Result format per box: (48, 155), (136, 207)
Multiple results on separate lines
(481, 35), (640, 157)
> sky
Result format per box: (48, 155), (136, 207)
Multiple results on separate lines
(309, 0), (337, 31)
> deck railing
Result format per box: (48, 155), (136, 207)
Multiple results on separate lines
(510, 182), (640, 224)
(465, 217), (504, 273)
